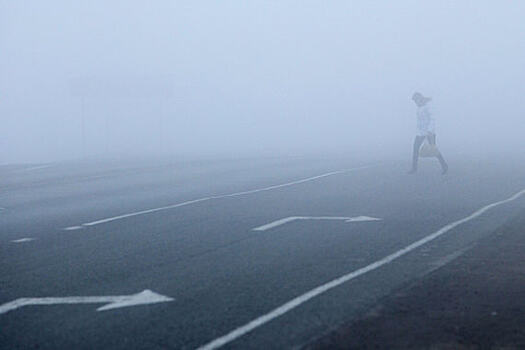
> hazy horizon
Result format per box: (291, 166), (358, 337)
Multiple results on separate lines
(1, 1), (524, 163)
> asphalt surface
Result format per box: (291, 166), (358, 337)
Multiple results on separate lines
(308, 211), (525, 350)
(1, 155), (525, 349)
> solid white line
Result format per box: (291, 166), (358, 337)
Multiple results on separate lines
(64, 226), (84, 231)
(345, 215), (383, 222)
(11, 238), (35, 243)
(65, 165), (375, 229)
(82, 197), (212, 227)
(213, 169), (363, 198)
(196, 188), (525, 350)
(252, 217), (303, 231)
(16, 165), (52, 172)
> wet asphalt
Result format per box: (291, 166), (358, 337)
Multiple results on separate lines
(1, 155), (525, 349)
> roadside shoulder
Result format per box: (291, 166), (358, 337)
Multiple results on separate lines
(307, 212), (525, 350)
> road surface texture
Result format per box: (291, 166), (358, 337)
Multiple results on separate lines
(1, 155), (524, 349)
(307, 213), (525, 350)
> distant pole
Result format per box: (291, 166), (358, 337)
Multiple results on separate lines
(159, 98), (165, 153)
(81, 97), (86, 158)
(105, 114), (110, 155)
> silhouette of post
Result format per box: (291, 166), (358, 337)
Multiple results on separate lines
(81, 97), (86, 158)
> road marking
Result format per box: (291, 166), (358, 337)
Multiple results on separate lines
(252, 216), (382, 231)
(0, 289), (173, 315)
(196, 188), (525, 350)
(11, 238), (35, 243)
(16, 165), (53, 172)
(426, 247), (469, 274)
(63, 165), (375, 230)
(63, 226), (84, 231)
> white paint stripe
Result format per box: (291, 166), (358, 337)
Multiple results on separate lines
(17, 165), (52, 172)
(11, 238), (35, 243)
(252, 216), (382, 231)
(303, 216), (356, 220)
(345, 216), (383, 222)
(64, 226), (84, 231)
(427, 247), (469, 273)
(252, 217), (303, 231)
(81, 197), (212, 227)
(214, 169), (359, 198)
(66, 165), (374, 229)
(196, 188), (525, 350)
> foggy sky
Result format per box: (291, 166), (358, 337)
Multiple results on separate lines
(1, 1), (524, 162)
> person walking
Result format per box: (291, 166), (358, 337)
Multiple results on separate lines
(408, 92), (448, 174)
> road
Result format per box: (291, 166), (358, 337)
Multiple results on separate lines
(1, 155), (525, 349)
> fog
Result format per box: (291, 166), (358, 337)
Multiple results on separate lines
(1, 1), (524, 162)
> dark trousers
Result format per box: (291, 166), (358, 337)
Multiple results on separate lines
(411, 133), (448, 172)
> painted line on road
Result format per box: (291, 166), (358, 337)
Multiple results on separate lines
(63, 197), (213, 230)
(426, 246), (471, 274)
(64, 226), (85, 231)
(196, 188), (525, 350)
(252, 216), (382, 231)
(63, 165), (376, 230)
(11, 238), (36, 243)
(252, 217), (301, 231)
(16, 165), (53, 172)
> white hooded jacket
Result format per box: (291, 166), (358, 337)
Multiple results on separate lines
(416, 101), (436, 136)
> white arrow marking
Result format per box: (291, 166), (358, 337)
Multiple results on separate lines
(62, 165), (378, 230)
(252, 216), (382, 231)
(11, 238), (35, 243)
(197, 189), (525, 350)
(0, 289), (174, 315)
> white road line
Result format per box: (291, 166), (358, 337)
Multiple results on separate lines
(63, 165), (375, 230)
(253, 217), (303, 231)
(82, 198), (212, 227)
(214, 168), (364, 198)
(196, 188), (525, 350)
(345, 215), (383, 222)
(16, 165), (52, 172)
(11, 238), (35, 243)
(64, 226), (83, 231)
(426, 246), (470, 274)
(252, 216), (382, 231)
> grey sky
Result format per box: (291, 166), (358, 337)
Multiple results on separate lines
(1, 1), (524, 161)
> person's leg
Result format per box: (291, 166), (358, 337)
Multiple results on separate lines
(437, 152), (448, 174)
(409, 135), (426, 173)
(428, 133), (448, 174)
